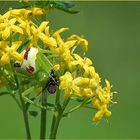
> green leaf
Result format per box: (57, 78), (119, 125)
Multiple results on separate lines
(50, 1), (79, 14)
(20, 0), (78, 14)
(71, 96), (84, 102)
(36, 52), (52, 74)
(17, 39), (30, 53)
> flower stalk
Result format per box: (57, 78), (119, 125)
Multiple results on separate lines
(19, 90), (31, 140)
(40, 91), (47, 140)
(49, 92), (70, 140)
(11, 63), (31, 139)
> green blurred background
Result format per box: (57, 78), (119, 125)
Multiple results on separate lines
(0, 1), (140, 139)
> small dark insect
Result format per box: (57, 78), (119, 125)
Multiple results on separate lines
(46, 69), (59, 94)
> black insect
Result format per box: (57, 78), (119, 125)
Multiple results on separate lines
(46, 69), (59, 94)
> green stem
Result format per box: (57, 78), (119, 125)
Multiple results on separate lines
(11, 63), (31, 139)
(49, 92), (70, 140)
(19, 90), (31, 139)
(49, 90), (61, 140)
(10, 94), (22, 110)
(63, 98), (94, 117)
(49, 112), (56, 140)
(40, 91), (47, 140)
(49, 111), (62, 140)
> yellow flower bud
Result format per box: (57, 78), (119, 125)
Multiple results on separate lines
(105, 110), (112, 117)
(30, 8), (47, 16)
(93, 110), (104, 122)
(68, 35), (88, 52)
(53, 64), (60, 71)
(82, 88), (94, 97)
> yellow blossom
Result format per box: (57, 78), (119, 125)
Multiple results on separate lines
(71, 54), (99, 78)
(68, 34), (88, 52)
(93, 103), (112, 122)
(52, 28), (69, 48)
(71, 54), (92, 67)
(30, 22), (57, 48)
(96, 80), (111, 104)
(0, 7), (114, 123)
(30, 8), (47, 16)
(0, 11), (10, 22)
(59, 72), (80, 98)
(0, 18), (23, 40)
(81, 88), (94, 97)
(51, 28), (78, 70)
(0, 41), (23, 64)
(92, 80), (112, 121)
(74, 77), (98, 89)
(17, 18), (31, 36)
(45, 26), (50, 37)
(88, 66), (101, 83)
(53, 64), (60, 71)
(103, 80), (111, 104)
(10, 9), (31, 18)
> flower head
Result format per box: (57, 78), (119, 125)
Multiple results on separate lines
(0, 41), (23, 64)
(59, 72), (80, 98)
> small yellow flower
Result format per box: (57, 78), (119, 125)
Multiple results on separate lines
(92, 80), (112, 122)
(71, 54), (100, 80)
(74, 77), (98, 89)
(30, 8), (47, 16)
(0, 11), (10, 21)
(93, 104), (112, 122)
(52, 28), (69, 48)
(72, 54), (92, 67)
(17, 18), (31, 36)
(0, 41), (23, 64)
(53, 64), (60, 71)
(103, 80), (111, 104)
(96, 80), (111, 104)
(30, 22), (57, 48)
(81, 88), (94, 97)
(68, 35), (88, 52)
(59, 72), (80, 98)
(88, 66), (101, 83)
(0, 18), (23, 40)
(10, 9), (31, 19)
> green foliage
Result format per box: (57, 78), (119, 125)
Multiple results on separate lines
(20, 0), (78, 14)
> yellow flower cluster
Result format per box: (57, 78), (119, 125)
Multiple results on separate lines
(48, 24), (113, 122)
(0, 8), (114, 122)
(0, 8), (47, 64)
